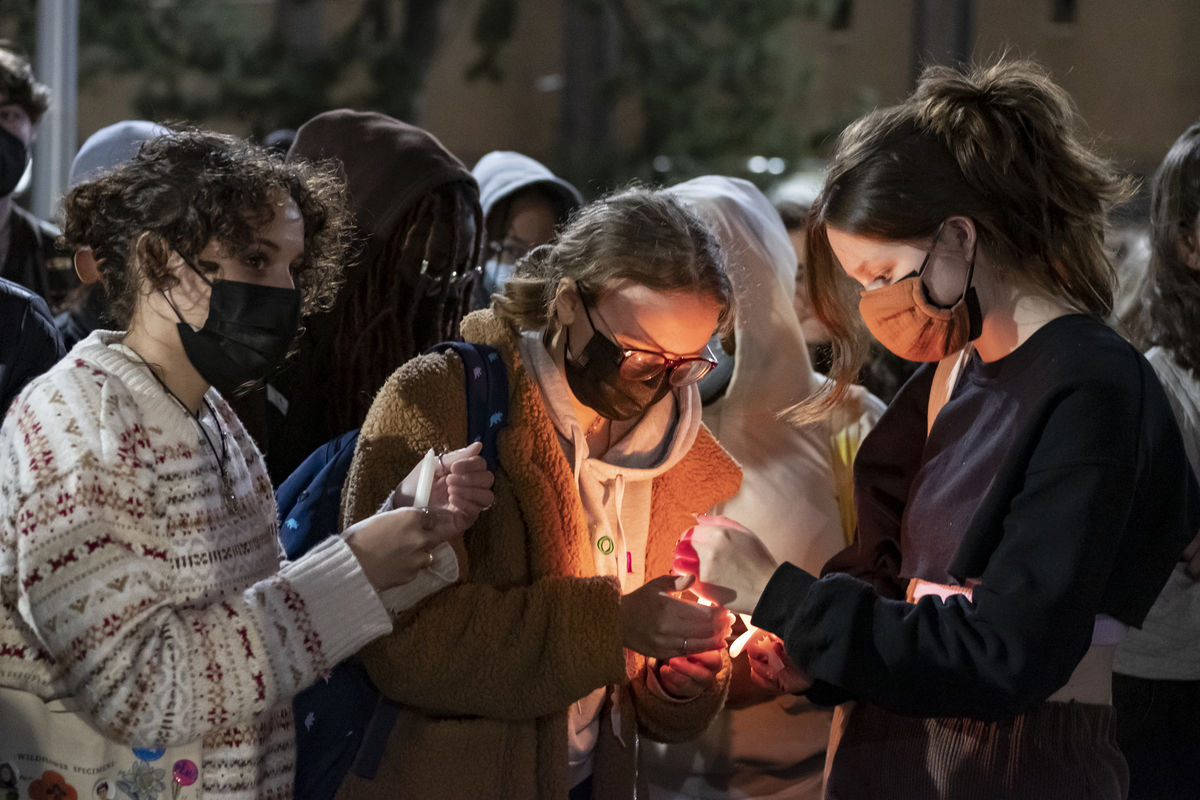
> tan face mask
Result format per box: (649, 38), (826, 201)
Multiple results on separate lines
(857, 236), (982, 363)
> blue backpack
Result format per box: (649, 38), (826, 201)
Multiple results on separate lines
(277, 341), (508, 800)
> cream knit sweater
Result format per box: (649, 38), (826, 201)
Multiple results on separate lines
(0, 331), (397, 799)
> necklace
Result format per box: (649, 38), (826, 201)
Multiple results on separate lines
(125, 345), (236, 505)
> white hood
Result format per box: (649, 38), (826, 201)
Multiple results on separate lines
(668, 175), (884, 574)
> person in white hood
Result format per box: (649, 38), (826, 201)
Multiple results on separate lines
(471, 150), (583, 308)
(641, 176), (885, 800)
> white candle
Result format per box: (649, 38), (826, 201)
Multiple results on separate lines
(414, 448), (437, 508)
(728, 614), (759, 658)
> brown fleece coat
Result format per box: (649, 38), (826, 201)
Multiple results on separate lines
(335, 309), (742, 800)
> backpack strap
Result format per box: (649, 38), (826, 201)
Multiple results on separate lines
(423, 340), (509, 471)
(350, 340), (509, 781)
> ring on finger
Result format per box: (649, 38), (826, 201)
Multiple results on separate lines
(425, 550), (435, 568)
(683, 637), (689, 653)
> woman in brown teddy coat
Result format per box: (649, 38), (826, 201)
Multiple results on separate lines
(336, 187), (743, 800)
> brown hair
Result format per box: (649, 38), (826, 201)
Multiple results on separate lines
(1145, 121), (1200, 376)
(61, 129), (352, 328)
(0, 46), (49, 124)
(493, 186), (733, 332)
(803, 57), (1133, 414)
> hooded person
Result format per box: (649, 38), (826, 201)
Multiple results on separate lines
(0, 47), (74, 311)
(471, 150), (583, 309)
(55, 120), (170, 350)
(641, 176), (885, 800)
(262, 110), (483, 482)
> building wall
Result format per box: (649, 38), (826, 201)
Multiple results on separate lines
(64, 1), (1200, 183)
(419, 0), (565, 169)
(767, 0), (1200, 178)
(974, 0), (1200, 177)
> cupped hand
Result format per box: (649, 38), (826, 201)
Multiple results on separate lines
(673, 514), (779, 615)
(657, 648), (724, 700)
(620, 574), (734, 660)
(744, 631), (811, 695)
(344, 506), (461, 592)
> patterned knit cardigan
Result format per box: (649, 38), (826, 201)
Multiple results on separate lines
(0, 331), (399, 799)
(335, 309), (743, 800)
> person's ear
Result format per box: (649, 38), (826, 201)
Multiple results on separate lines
(553, 278), (579, 327)
(73, 247), (102, 284)
(942, 216), (977, 258)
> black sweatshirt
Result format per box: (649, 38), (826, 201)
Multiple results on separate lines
(752, 315), (1200, 720)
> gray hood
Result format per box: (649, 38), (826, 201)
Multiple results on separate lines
(472, 150), (582, 221)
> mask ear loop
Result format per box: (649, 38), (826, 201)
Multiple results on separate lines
(162, 258), (215, 330)
(563, 281), (599, 366)
(917, 220), (977, 308)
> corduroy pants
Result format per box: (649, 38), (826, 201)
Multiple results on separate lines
(824, 700), (1128, 800)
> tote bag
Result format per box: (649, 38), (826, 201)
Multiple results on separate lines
(0, 686), (202, 800)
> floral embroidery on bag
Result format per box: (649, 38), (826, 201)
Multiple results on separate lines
(116, 761), (166, 800)
(28, 770), (79, 800)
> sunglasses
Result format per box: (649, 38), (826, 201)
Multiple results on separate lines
(577, 283), (719, 387)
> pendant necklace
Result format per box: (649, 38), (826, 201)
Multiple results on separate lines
(126, 346), (236, 505)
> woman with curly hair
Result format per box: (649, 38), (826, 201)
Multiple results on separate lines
(0, 130), (492, 798)
(675, 59), (1200, 799)
(1112, 120), (1200, 799)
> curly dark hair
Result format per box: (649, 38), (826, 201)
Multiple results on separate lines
(60, 128), (352, 328)
(0, 46), (50, 124)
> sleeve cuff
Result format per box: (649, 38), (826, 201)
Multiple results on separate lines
(377, 541), (459, 614)
(750, 562), (818, 635)
(280, 535), (393, 666)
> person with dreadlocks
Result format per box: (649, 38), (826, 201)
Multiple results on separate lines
(262, 109), (483, 483)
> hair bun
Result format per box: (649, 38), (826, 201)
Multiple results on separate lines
(913, 58), (1075, 174)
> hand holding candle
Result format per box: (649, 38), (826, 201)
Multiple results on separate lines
(619, 574), (734, 660)
(343, 443), (494, 591)
(672, 514), (779, 616)
(744, 630), (811, 695)
(392, 442), (495, 532)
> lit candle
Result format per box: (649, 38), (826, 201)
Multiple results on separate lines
(728, 615), (759, 658)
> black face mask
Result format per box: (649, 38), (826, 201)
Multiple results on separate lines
(170, 269), (301, 396)
(563, 321), (672, 423)
(0, 126), (29, 197)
